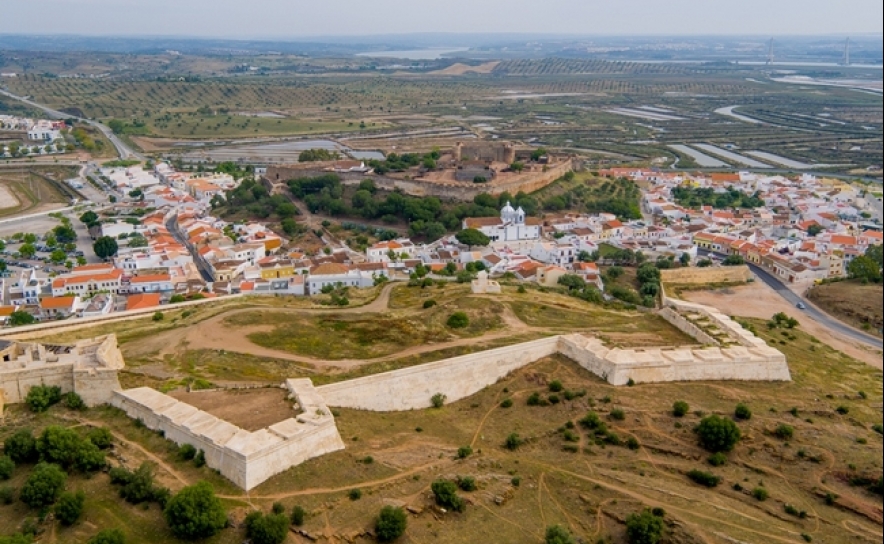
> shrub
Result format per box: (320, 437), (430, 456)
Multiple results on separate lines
(118, 463), (158, 505)
(348, 488), (362, 500)
(193, 449), (206, 467)
(431, 479), (465, 512)
(291, 505), (306, 526)
(545, 524), (576, 544)
(245, 511), (289, 544)
(63, 392), (86, 410)
(835, 405), (850, 415)
(178, 444), (197, 461)
(163, 481), (227, 540)
(4, 430), (37, 464)
(871, 423), (883, 435)
(500, 398), (513, 408)
(36, 426), (105, 473)
(0, 456), (14, 480)
(734, 403), (752, 420)
(20, 462), (67, 509)
(511, 476), (521, 487)
(55, 490), (86, 526)
(430, 393), (446, 408)
(87, 428), (113, 450)
(446, 311), (469, 328)
(152, 311), (163, 321)
(375, 505), (407, 542)
(672, 401), (689, 418)
(774, 424), (794, 440)
(579, 411), (607, 435)
(456, 446), (473, 459)
(0, 485), (16, 505)
(25, 385), (62, 413)
(610, 408), (626, 421)
(422, 299), (436, 309)
(751, 487), (769, 501)
(708, 452), (727, 467)
(548, 394), (560, 405)
(505, 433), (522, 451)
(651, 507), (665, 517)
(527, 392), (541, 406)
(87, 529), (126, 544)
(456, 476), (477, 491)
(625, 508), (665, 544)
(687, 469), (721, 488)
(696, 415), (741, 453)
(548, 380), (563, 393)
(626, 437), (640, 450)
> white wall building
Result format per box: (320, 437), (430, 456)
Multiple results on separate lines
(462, 202), (541, 243)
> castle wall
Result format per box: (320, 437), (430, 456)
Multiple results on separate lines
(316, 337), (561, 411)
(660, 265), (751, 285)
(657, 307), (719, 346)
(73, 369), (122, 406)
(0, 364), (75, 404)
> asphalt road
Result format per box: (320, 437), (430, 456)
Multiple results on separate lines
(697, 250), (882, 350)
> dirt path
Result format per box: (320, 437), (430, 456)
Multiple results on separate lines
(681, 282), (883, 369)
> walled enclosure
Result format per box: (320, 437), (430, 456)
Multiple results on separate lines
(109, 379), (344, 491)
(660, 265), (752, 285)
(0, 335), (123, 409)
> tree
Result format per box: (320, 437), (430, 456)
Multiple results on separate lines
(93, 236), (119, 259)
(866, 244), (883, 269)
(79, 211), (99, 227)
(163, 481), (227, 540)
(291, 505), (307, 526)
(50, 249), (67, 264)
(20, 462), (67, 509)
(722, 254), (745, 266)
(4, 430), (37, 463)
(0, 456), (14, 480)
(625, 509), (665, 544)
(22, 233), (37, 244)
(88, 529), (126, 544)
(55, 490), (86, 526)
(26, 385), (62, 413)
(679, 253), (691, 266)
(53, 225), (77, 244)
(696, 415), (741, 453)
(545, 525), (576, 544)
(510, 161), (525, 172)
(531, 148), (548, 161)
(19, 243), (36, 259)
(244, 511), (289, 544)
(807, 224), (823, 237)
(848, 255), (882, 283)
(8, 311), (36, 327)
(455, 228), (490, 248)
(446, 312), (469, 329)
(672, 401), (689, 418)
(734, 403), (752, 420)
(431, 479), (465, 512)
(375, 505), (408, 542)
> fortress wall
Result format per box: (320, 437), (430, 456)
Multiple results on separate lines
(316, 336), (561, 411)
(660, 265), (751, 285)
(657, 307), (718, 346)
(243, 420), (345, 490)
(73, 369), (122, 407)
(0, 364), (75, 404)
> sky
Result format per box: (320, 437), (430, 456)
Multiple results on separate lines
(2, 0), (882, 38)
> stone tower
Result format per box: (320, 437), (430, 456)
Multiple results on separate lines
(453, 142), (464, 162)
(503, 143), (515, 164)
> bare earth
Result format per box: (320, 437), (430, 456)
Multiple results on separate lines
(682, 281), (883, 369)
(0, 184), (21, 209)
(429, 61), (500, 75)
(168, 388), (296, 431)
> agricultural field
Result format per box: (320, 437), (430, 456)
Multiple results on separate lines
(2, 290), (882, 543)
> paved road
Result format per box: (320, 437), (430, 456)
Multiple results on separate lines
(165, 213), (214, 283)
(697, 250), (882, 349)
(0, 89), (144, 161)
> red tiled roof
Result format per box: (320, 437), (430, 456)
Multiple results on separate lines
(126, 293), (162, 311)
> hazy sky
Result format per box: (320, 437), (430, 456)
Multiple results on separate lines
(2, 0), (882, 38)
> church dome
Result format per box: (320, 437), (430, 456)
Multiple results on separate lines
(500, 201), (516, 221)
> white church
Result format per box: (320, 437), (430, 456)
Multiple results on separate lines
(462, 202), (541, 243)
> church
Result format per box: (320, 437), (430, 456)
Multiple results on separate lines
(462, 202), (541, 243)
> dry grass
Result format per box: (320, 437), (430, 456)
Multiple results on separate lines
(807, 280), (883, 337)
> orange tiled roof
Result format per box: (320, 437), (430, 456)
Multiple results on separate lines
(40, 296), (76, 309)
(126, 293), (162, 311)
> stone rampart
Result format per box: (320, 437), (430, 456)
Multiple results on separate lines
(660, 265), (751, 285)
(316, 337), (561, 411)
(657, 307), (718, 346)
(110, 385), (344, 491)
(0, 365), (75, 405)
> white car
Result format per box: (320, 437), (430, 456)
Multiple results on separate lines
(796, 302), (806, 310)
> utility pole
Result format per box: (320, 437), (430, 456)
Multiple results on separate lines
(766, 38), (774, 65)
(843, 37), (850, 66)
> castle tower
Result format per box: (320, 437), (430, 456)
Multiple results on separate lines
(503, 143), (515, 164)
(453, 142), (463, 162)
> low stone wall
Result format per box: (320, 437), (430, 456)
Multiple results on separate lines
(1, 364), (75, 405)
(110, 385), (344, 491)
(657, 307), (719, 346)
(316, 337), (561, 411)
(660, 265), (751, 285)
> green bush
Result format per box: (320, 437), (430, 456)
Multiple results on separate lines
(245, 511), (289, 544)
(774, 424), (794, 440)
(505, 433), (523, 451)
(500, 398), (513, 408)
(422, 299), (436, 309)
(672, 401), (689, 417)
(548, 380), (563, 393)
(707, 452), (727, 466)
(36, 426), (105, 473)
(63, 392), (86, 410)
(430, 393), (446, 408)
(178, 444), (197, 461)
(87, 428), (113, 450)
(431, 479), (465, 512)
(687, 469), (721, 487)
(375, 505), (407, 542)
(734, 403), (752, 420)
(55, 490), (86, 526)
(25, 385), (62, 413)
(152, 311), (163, 321)
(456, 446), (473, 459)
(752, 487), (769, 501)
(291, 505), (307, 526)
(87, 528), (126, 544)
(625, 508), (665, 544)
(0, 456), (14, 480)
(696, 415), (741, 453)
(626, 437), (640, 450)
(545, 524), (576, 544)
(610, 408), (626, 421)
(4, 430), (37, 464)
(20, 462), (67, 509)
(193, 449), (206, 468)
(348, 488), (362, 500)
(835, 405), (850, 415)
(163, 481), (227, 540)
(456, 476), (477, 491)
(0, 485), (16, 505)
(446, 311), (469, 329)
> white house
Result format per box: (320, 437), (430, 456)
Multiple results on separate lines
(462, 202), (541, 243)
(127, 274), (175, 294)
(529, 240), (578, 267)
(306, 263), (375, 294)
